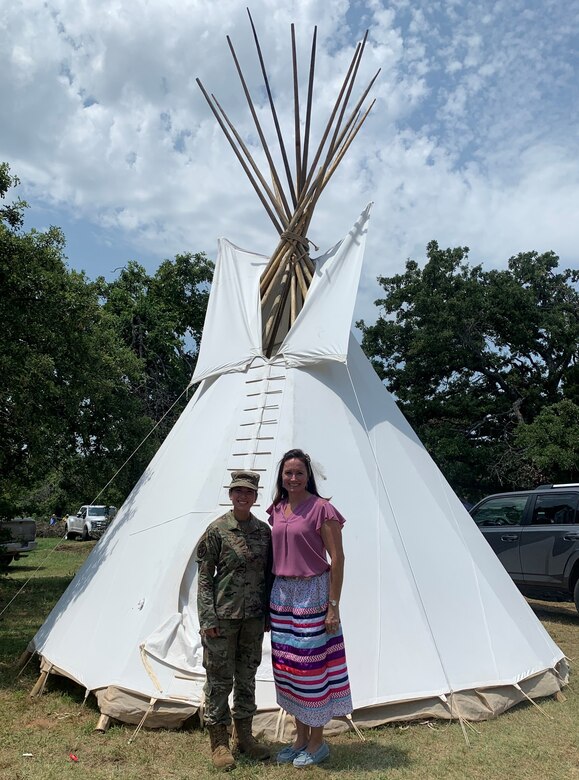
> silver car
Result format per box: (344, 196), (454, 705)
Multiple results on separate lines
(66, 505), (117, 541)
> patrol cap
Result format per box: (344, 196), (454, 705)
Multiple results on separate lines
(228, 470), (260, 492)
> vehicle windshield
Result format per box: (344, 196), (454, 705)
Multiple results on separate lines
(87, 507), (108, 517)
(471, 496), (528, 526)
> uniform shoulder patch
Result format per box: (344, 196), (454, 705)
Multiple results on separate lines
(196, 540), (207, 560)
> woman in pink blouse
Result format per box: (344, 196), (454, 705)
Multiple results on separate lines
(267, 448), (352, 768)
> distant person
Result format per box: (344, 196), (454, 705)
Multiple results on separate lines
(268, 449), (352, 767)
(196, 470), (272, 770)
(49, 514), (57, 526)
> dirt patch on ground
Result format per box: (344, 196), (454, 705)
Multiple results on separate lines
(25, 717), (57, 729)
(53, 542), (95, 553)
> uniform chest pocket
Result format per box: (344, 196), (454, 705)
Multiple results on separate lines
(245, 536), (270, 570)
(220, 533), (251, 571)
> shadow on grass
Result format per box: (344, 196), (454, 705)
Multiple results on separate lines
(2, 562), (47, 574)
(334, 742), (410, 772)
(269, 739), (411, 773)
(527, 600), (579, 624)
(43, 672), (102, 712)
(0, 574), (76, 674)
(53, 541), (96, 552)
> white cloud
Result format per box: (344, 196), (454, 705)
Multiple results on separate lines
(0, 0), (577, 328)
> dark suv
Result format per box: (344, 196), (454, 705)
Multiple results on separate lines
(470, 484), (579, 614)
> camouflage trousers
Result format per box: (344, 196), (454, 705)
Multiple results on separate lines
(201, 616), (265, 726)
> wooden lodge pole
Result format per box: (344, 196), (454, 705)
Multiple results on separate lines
(30, 669), (49, 697)
(94, 714), (112, 733)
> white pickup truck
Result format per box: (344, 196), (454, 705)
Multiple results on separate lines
(65, 505), (117, 541)
(0, 517), (37, 566)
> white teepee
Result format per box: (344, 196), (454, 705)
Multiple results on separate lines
(31, 206), (567, 733)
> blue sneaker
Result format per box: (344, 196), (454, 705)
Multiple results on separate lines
(276, 743), (308, 764)
(293, 742), (330, 767)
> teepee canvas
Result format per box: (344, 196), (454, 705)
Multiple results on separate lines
(30, 16), (567, 733)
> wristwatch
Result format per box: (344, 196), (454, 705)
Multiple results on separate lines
(329, 599), (339, 607)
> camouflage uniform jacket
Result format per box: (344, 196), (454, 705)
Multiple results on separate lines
(196, 510), (272, 631)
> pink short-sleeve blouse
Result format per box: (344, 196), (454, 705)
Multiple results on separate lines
(267, 495), (346, 577)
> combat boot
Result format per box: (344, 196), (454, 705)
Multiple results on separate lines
(234, 717), (270, 760)
(208, 724), (236, 771)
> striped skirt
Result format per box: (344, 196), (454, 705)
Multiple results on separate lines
(270, 571), (353, 727)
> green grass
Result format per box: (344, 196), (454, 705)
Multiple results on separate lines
(1, 538), (578, 780)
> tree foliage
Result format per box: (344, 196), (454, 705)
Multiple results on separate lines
(359, 241), (579, 500)
(5, 155), (577, 515)
(0, 163), (27, 228)
(101, 251), (212, 425)
(515, 400), (579, 483)
(0, 164), (213, 519)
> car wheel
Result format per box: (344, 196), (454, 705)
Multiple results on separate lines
(574, 579), (579, 616)
(0, 554), (14, 569)
(65, 524), (76, 540)
(82, 526), (90, 541)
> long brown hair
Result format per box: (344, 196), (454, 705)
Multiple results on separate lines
(272, 449), (322, 505)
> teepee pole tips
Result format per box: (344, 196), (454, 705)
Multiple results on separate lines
(198, 15), (377, 352)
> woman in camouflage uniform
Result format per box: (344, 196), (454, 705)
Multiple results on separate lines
(196, 470), (272, 770)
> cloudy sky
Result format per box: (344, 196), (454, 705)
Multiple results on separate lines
(2, 0), (578, 323)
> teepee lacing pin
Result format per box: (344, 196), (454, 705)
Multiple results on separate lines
(128, 697), (158, 744)
(345, 713), (365, 741)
